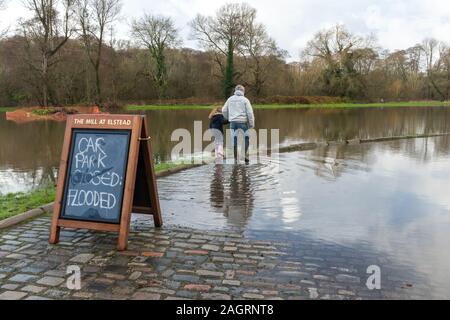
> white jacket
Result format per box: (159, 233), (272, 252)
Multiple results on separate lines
(222, 90), (255, 128)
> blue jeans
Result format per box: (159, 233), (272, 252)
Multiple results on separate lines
(230, 122), (250, 160)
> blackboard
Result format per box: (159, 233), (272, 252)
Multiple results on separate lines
(60, 129), (131, 224)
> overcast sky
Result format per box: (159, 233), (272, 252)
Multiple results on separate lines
(1, 0), (449, 61)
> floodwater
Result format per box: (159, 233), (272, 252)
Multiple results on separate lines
(1, 107), (450, 193)
(158, 137), (450, 294)
(1, 106), (450, 296)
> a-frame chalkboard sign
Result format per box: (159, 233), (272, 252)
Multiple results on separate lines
(49, 114), (162, 251)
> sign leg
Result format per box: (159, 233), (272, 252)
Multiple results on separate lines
(142, 119), (163, 228)
(117, 117), (143, 251)
(49, 225), (60, 244)
(117, 233), (128, 251)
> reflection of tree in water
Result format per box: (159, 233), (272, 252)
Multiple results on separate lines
(304, 135), (450, 181)
(209, 164), (254, 228)
(304, 145), (351, 180)
(30, 165), (58, 189)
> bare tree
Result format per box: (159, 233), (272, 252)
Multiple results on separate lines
(421, 38), (446, 100)
(75, 0), (122, 105)
(0, 0), (8, 38)
(305, 24), (374, 97)
(131, 14), (180, 99)
(20, 0), (75, 107)
(190, 3), (256, 98)
(439, 44), (450, 100)
(241, 17), (286, 96)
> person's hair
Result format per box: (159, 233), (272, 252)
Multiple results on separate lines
(235, 85), (245, 93)
(209, 107), (222, 119)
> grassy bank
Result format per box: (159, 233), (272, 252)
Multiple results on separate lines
(0, 107), (18, 113)
(127, 101), (450, 111)
(0, 187), (56, 221)
(0, 161), (195, 221)
(3, 101), (449, 113)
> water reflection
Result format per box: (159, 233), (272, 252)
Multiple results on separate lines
(2, 107), (450, 193)
(224, 165), (254, 226)
(210, 165), (225, 209)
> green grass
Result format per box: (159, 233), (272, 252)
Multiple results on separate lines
(155, 161), (191, 172)
(127, 101), (450, 111)
(0, 107), (18, 113)
(0, 161), (194, 221)
(0, 186), (56, 221)
(31, 108), (58, 116)
(127, 104), (213, 111)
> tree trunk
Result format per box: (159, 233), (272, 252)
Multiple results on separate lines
(155, 50), (167, 100)
(95, 63), (102, 105)
(42, 54), (49, 108)
(224, 40), (235, 99)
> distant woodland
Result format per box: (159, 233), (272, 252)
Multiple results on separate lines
(0, 0), (449, 107)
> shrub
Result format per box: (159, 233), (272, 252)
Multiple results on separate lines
(31, 108), (59, 116)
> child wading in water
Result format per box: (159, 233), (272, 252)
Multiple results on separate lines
(209, 107), (229, 164)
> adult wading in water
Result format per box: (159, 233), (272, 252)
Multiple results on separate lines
(222, 85), (255, 164)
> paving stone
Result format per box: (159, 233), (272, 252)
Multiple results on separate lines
(21, 285), (46, 293)
(172, 274), (200, 282)
(185, 250), (209, 255)
(37, 276), (66, 287)
(70, 254), (95, 264)
(1, 284), (20, 290)
(142, 287), (176, 295)
(336, 274), (361, 284)
(129, 271), (142, 280)
(142, 252), (164, 258)
(242, 293), (265, 299)
(0, 291), (28, 300)
(0, 245), (18, 251)
(73, 292), (94, 299)
(6, 253), (27, 259)
(222, 280), (241, 286)
(201, 293), (232, 300)
(183, 284), (211, 292)
(25, 296), (52, 300)
(196, 270), (224, 277)
(44, 270), (66, 277)
(43, 289), (69, 299)
(338, 289), (356, 296)
(201, 244), (220, 252)
(131, 292), (161, 300)
(175, 290), (198, 299)
(9, 274), (39, 283)
(0, 215), (443, 300)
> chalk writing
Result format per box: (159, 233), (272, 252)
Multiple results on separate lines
(73, 118), (132, 126)
(61, 130), (130, 223)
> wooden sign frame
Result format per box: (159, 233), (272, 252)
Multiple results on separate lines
(49, 114), (162, 251)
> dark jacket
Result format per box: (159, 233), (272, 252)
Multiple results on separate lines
(209, 114), (229, 134)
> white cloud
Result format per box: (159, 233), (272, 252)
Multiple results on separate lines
(1, 0), (449, 61)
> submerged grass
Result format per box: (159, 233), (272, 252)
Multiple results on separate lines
(127, 101), (450, 111)
(0, 161), (194, 221)
(0, 107), (18, 113)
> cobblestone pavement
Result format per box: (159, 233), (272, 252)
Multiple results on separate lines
(0, 215), (447, 300)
